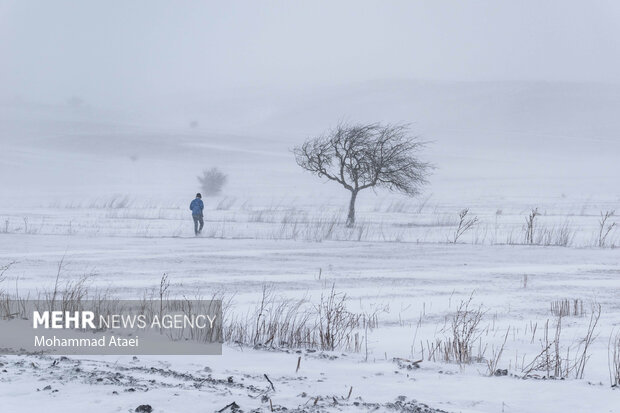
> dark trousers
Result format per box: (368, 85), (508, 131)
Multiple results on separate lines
(192, 214), (204, 235)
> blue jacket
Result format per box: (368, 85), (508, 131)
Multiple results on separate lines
(190, 198), (204, 215)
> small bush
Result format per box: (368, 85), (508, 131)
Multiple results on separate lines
(197, 168), (228, 197)
(316, 284), (361, 351)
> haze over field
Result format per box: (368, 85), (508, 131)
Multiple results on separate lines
(2, 1), (620, 205)
(2, 80), (620, 206)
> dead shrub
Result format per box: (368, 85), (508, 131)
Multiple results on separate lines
(316, 284), (362, 351)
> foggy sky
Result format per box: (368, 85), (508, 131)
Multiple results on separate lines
(2, 1), (620, 108)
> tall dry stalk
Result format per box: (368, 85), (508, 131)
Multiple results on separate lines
(598, 210), (616, 247)
(608, 330), (620, 388)
(451, 208), (479, 243)
(524, 208), (540, 244)
(486, 326), (510, 376)
(574, 304), (601, 379)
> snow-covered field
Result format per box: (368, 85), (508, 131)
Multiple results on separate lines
(1, 218), (619, 412)
(2, 81), (620, 412)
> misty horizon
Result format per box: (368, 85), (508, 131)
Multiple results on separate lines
(3, 1), (620, 110)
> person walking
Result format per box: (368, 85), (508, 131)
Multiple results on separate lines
(189, 193), (204, 236)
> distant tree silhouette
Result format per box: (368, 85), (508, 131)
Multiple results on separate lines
(197, 168), (227, 197)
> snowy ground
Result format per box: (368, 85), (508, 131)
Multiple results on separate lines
(1, 211), (619, 412)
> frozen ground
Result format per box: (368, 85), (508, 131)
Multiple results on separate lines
(1, 221), (619, 412)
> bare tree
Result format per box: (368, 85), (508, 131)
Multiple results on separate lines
(294, 123), (432, 227)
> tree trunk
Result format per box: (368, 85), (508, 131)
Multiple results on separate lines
(346, 190), (358, 227)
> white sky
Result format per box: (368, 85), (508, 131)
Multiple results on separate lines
(2, 1), (620, 107)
